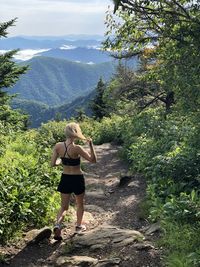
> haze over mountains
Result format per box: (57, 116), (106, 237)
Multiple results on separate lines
(0, 36), (110, 62)
(0, 35), (137, 127)
(0, 35), (103, 50)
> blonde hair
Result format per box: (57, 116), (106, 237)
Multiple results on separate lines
(64, 122), (86, 140)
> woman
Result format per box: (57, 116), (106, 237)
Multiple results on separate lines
(50, 122), (97, 240)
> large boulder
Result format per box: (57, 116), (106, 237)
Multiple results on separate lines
(72, 224), (144, 250)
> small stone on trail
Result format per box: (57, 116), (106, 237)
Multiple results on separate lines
(96, 258), (121, 267)
(86, 189), (106, 199)
(108, 189), (115, 194)
(56, 255), (98, 266)
(133, 242), (155, 250)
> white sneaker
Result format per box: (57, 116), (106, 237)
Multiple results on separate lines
(75, 224), (87, 233)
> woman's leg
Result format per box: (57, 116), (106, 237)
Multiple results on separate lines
(56, 193), (71, 225)
(54, 193), (71, 239)
(75, 192), (85, 226)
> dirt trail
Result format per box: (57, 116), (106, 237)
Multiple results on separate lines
(0, 143), (162, 267)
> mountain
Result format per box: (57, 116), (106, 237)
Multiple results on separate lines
(4, 36), (138, 127)
(12, 99), (49, 127)
(12, 90), (96, 128)
(0, 36), (102, 50)
(19, 35), (104, 41)
(38, 47), (112, 63)
(10, 56), (115, 106)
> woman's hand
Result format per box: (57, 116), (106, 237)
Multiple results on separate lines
(55, 158), (62, 166)
(86, 138), (93, 146)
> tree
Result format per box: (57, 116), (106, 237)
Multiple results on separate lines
(0, 19), (28, 126)
(104, 1), (200, 113)
(75, 108), (87, 122)
(104, 58), (168, 114)
(90, 78), (107, 120)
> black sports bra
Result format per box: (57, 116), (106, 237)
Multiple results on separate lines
(61, 142), (80, 166)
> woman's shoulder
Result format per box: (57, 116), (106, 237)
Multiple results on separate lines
(56, 142), (64, 145)
(54, 142), (64, 149)
(73, 144), (83, 151)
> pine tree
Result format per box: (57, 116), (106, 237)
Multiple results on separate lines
(75, 108), (87, 122)
(0, 18), (28, 126)
(90, 78), (107, 120)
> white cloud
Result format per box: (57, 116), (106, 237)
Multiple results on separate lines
(0, 49), (50, 61)
(14, 49), (51, 61)
(60, 45), (76, 50)
(0, 0), (113, 36)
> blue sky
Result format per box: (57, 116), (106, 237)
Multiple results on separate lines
(0, 0), (113, 36)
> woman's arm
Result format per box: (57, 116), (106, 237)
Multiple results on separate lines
(76, 139), (97, 163)
(50, 144), (61, 167)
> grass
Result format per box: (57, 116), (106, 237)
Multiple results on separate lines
(157, 220), (200, 267)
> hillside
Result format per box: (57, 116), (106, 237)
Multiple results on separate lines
(11, 57), (115, 106)
(12, 90), (96, 127)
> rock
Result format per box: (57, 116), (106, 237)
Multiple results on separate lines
(144, 222), (161, 235)
(83, 212), (95, 224)
(84, 172), (100, 178)
(104, 177), (119, 187)
(85, 205), (105, 213)
(95, 258), (121, 267)
(133, 242), (155, 250)
(25, 226), (52, 244)
(85, 178), (104, 190)
(56, 255), (98, 266)
(72, 225), (144, 250)
(70, 210), (95, 224)
(118, 175), (133, 187)
(86, 189), (105, 199)
(90, 244), (106, 250)
(105, 172), (121, 179)
(127, 181), (136, 187)
(24, 229), (39, 241)
(107, 189), (115, 194)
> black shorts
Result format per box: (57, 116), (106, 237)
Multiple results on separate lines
(57, 173), (85, 195)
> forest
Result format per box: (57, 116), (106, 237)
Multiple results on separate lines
(0, 1), (200, 266)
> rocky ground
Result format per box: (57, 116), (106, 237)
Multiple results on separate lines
(0, 143), (163, 267)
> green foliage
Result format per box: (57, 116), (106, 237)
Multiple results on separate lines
(94, 115), (123, 144)
(104, 1), (200, 114)
(80, 115), (124, 144)
(0, 126), (61, 244)
(0, 103), (29, 129)
(0, 18), (17, 37)
(58, 2), (200, 266)
(158, 221), (200, 267)
(85, 107), (200, 266)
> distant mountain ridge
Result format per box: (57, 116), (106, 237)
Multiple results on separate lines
(19, 34), (104, 41)
(11, 56), (115, 106)
(0, 36), (102, 50)
(39, 47), (111, 63)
